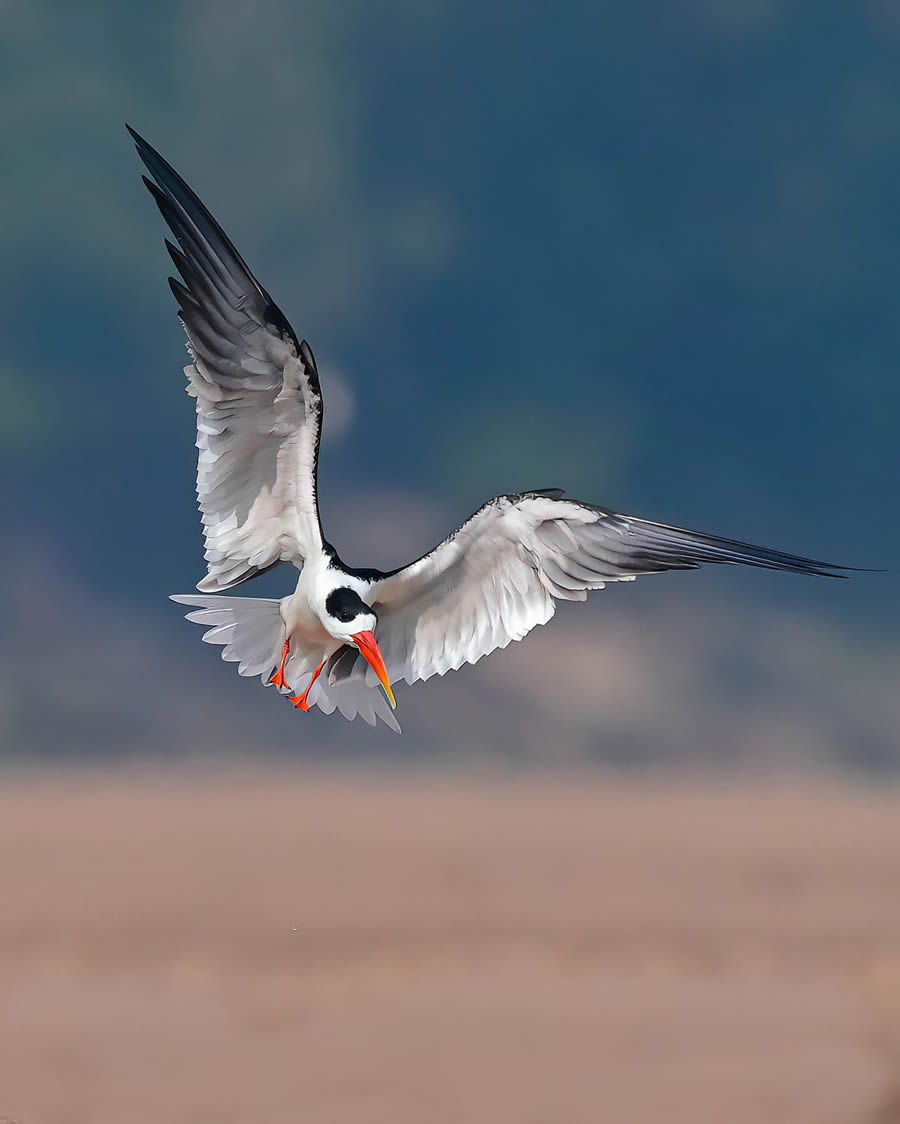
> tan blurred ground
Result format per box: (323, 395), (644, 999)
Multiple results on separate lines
(2, 770), (900, 1124)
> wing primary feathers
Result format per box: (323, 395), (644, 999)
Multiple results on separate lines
(131, 130), (264, 301)
(367, 491), (864, 687)
(129, 124), (326, 587)
(129, 126), (301, 352)
(141, 176), (241, 301)
(167, 274), (198, 310)
(605, 514), (853, 578)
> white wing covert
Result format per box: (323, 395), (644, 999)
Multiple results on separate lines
(325, 490), (848, 691)
(130, 128), (324, 592)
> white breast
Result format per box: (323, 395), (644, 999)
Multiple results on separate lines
(282, 579), (330, 650)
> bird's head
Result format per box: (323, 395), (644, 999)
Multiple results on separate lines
(324, 587), (396, 709)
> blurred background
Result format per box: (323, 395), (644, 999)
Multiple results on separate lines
(2, 1), (900, 1121)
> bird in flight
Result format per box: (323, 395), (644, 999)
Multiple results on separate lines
(129, 126), (855, 733)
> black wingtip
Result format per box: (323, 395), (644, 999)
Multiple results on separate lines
(140, 172), (161, 198)
(128, 120), (304, 360)
(126, 125), (155, 170)
(125, 123), (150, 153)
(299, 339), (318, 374)
(526, 487), (566, 500)
(168, 274), (199, 311)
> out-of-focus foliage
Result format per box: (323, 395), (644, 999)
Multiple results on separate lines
(1, 0), (895, 762)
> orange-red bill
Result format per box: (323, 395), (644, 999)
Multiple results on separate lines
(351, 630), (396, 710)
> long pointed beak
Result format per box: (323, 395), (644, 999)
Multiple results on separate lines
(351, 631), (396, 710)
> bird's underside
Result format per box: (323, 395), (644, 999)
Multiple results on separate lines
(129, 126), (857, 733)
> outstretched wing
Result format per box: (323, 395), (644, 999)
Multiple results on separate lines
(331, 490), (851, 689)
(129, 127), (324, 591)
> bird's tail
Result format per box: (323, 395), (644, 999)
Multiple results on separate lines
(171, 594), (285, 681)
(171, 594), (402, 732)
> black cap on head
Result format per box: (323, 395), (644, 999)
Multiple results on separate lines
(325, 587), (373, 624)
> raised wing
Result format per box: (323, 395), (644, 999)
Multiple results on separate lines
(129, 127), (324, 591)
(330, 490), (852, 689)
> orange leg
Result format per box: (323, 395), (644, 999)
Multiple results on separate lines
(288, 660), (326, 712)
(269, 639), (291, 691)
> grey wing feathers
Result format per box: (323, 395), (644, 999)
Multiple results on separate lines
(568, 507), (849, 579)
(129, 127), (324, 590)
(356, 491), (853, 687)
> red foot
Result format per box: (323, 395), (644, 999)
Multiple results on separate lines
(287, 659), (325, 713)
(270, 639), (291, 691)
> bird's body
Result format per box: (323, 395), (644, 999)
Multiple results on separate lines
(129, 127), (857, 733)
(285, 560), (346, 665)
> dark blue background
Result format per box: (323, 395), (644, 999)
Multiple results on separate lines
(2, 1), (895, 762)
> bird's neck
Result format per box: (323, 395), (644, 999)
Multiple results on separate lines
(294, 551), (372, 620)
